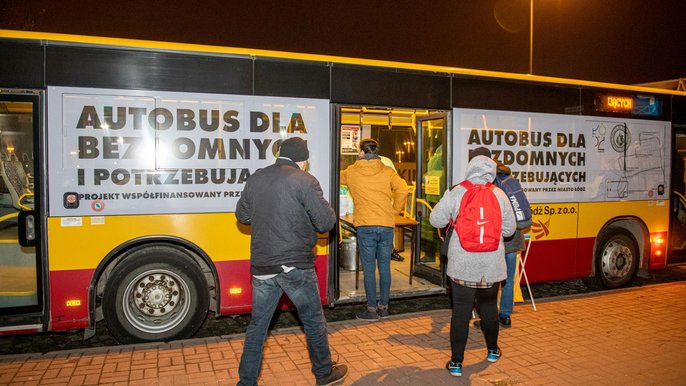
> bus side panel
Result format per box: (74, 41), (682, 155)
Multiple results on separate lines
(47, 213), (251, 328)
(519, 237), (594, 284)
(521, 238), (577, 284)
(578, 201), (670, 269)
(577, 236), (595, 276)
(217, 241), (330, 315)
(49, 269), (93, 331)
(215, 259), (252, 315)
(524, 201), (668, 284)
(524, 203), (580, 283)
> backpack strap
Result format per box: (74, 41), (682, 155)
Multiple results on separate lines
(459, 180), (474, 190)
(460, 180), (493, 190)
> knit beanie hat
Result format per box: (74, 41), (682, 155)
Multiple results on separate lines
(279, 137), (309, 162)
(469, 146), (492, 160)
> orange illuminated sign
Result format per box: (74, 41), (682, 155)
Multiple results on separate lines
(229, 288), (242, 295)
(607, 96), (633, 110)
(66, 299), (81, 306)
(597, 95), (634, 113)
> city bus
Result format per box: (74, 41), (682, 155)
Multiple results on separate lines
(1, 30), (684, 343)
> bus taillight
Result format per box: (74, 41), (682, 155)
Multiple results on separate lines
(650, 232), (667, 269)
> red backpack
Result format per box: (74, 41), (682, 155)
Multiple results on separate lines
(455, 180), (502, 252)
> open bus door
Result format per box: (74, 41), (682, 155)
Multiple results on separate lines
(335, 105), (446, 304)
(0, 91), (44, 334)
(669, 126), (686, 263)
(411, 113), (449, 286)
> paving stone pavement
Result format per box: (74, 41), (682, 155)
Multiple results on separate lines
(1, 282), (685, 385)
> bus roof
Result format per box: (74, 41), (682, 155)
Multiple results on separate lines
(2, 29), (685, 97)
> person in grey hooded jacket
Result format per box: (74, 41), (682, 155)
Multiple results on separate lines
(429, 155), (516, 376)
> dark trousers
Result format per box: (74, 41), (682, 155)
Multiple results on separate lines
(449, 280), (500, 363)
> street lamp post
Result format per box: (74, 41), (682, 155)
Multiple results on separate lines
(529, 0), (533, 74)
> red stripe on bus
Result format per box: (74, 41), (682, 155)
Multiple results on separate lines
(522, 237), (594, 284)
(0, 326), (43, 336)
(216, 254), (330, 315)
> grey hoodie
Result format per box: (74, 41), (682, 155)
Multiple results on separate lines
(429, 156), (516, 283)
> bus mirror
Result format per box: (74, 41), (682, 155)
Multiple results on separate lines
(18, 210), (36, 247)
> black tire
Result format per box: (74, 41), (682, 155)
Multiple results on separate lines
(582, 228), (638, 290)
(103, 245), (209, 344)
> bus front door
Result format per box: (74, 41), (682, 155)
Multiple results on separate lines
(0, 92), (43, 333)
(412, 113), (448, 286)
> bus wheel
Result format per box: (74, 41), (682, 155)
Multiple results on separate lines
(583, 228), (638, 290)
(103, 246), (209, 344)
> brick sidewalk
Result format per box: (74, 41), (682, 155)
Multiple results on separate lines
(1, 282), (685, 385)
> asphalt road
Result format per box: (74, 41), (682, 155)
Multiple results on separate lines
(2, 264), (685, 356)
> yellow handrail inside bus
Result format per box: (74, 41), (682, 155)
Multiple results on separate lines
(415, 198), (445, 241)
(18, 192), (34, 211)
(0, 212), (18, 223)
(0, 212), (19, 244)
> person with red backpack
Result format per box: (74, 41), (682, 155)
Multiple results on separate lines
(429, 154), (516, 377)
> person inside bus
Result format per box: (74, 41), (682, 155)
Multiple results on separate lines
(429, 153), (515, 377)
(235, 137), (348, 386)
(340, 138), (408, 321)
(420, 144), (444, 264)
(343, 154), (404, 261)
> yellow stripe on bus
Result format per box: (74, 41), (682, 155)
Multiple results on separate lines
(578, 200), (669, 237)
(528, 200), (669, 241)
(47, 213), (330, 271)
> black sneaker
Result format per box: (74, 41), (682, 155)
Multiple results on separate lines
(499, 315), (511, 328)
(377, 305), (390, 319)
(446, 360), (462, 377)
(420, 256), (436, 263)
(316, 363), (348, 386)
(356, 307), (380, 321)
(487, 347), (502, 363)
(391, 250), (405, 261)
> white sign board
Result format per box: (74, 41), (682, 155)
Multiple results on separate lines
(453, 108), (670, 203)
(48, 87), (331, 216)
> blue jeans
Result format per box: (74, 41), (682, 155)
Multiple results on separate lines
(237, 268), (332, 386)
(499, 251), (517, 317)
(357, 226), (394, 308)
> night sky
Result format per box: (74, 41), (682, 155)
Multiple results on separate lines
(1, 0), (684, 85)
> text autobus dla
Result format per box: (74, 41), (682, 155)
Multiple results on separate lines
(77, 105), (308, 134)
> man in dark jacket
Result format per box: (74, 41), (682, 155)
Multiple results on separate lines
(494, 160), (527, 328)
(235, 137), (347, 386)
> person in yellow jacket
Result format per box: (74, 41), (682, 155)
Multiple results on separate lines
(341, 138), (408, 320)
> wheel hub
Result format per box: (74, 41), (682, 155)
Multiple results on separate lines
(601, 241), (632, 278)
(135, 274), (179, 316)
(122, 268), (190, 332)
